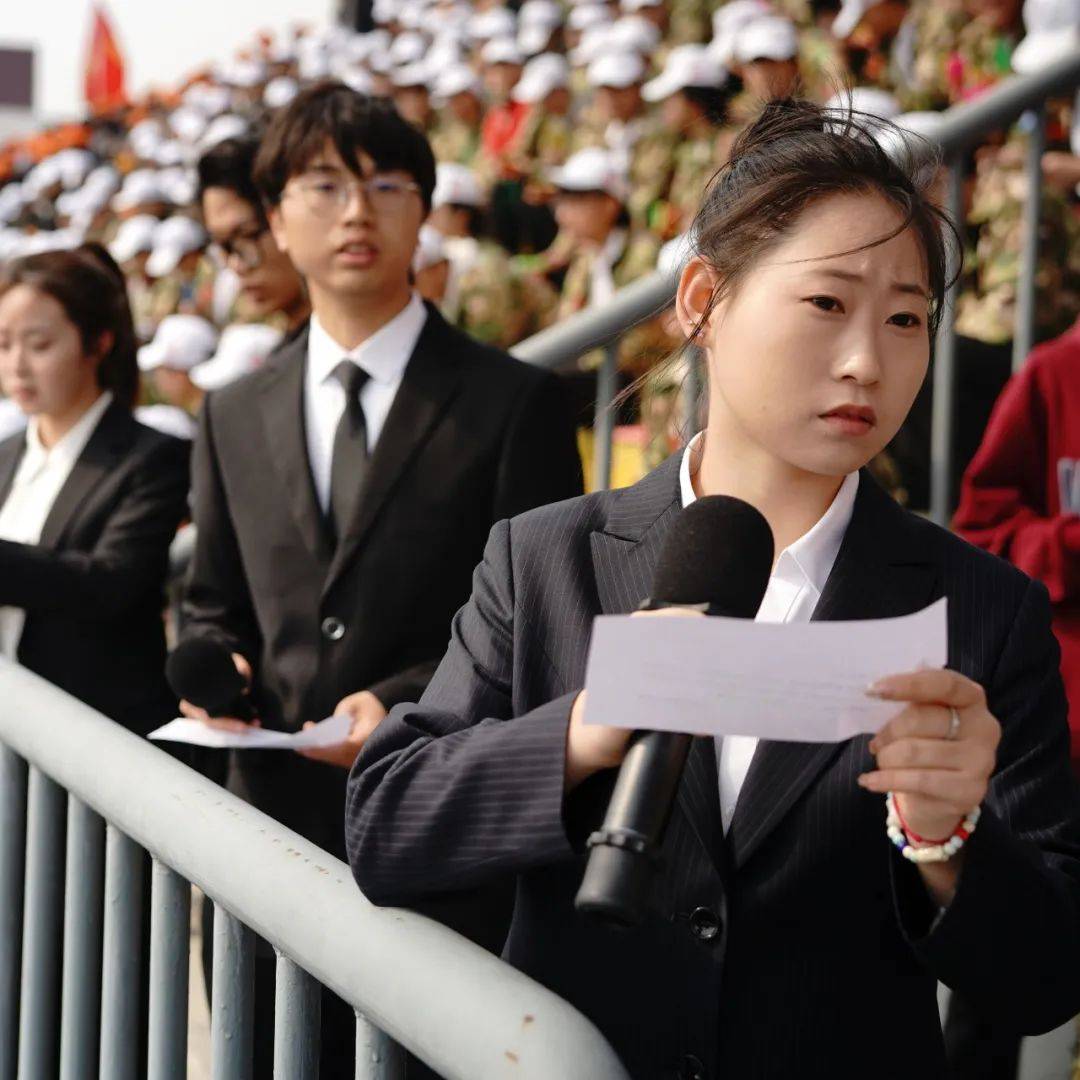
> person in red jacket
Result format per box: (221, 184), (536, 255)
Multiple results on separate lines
(953, 317), (1080, 770)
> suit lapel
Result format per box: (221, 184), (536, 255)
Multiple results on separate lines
(38, 402), (133, 550)
(0, 436), (25, 509)
(322, 307), (465, 596)
(725, 472), (939, 871)
(257, 329), (333, 566)
(589, 452), (728, 880)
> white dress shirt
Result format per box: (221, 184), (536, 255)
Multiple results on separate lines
(589, 230), (627, 309)
(304, 293), (428, 512)
(678, 433), (860, 831)
(0, 390), (114, 659)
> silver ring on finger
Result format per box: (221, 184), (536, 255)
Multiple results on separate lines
(945, 707), (961, 741)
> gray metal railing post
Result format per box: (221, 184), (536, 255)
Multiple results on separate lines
(147, 860), (190, 1080)
(0, 743), (26, 1080)
(593, 341), (619, 491)
(1014, 105), (1046, 372)
(355, 1011), (405, 1080)
(930, 161), (966, 527)
(17, 766), (65, 1080)
(59, 797), (104, 1080)
(211, 905), (254, 1080)
(99, 825), (144, 1080)
(274, 953), (320, 1079)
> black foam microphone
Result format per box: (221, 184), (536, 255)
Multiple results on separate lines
(165, 637), (256, 722)
(574, 495), (774, 927)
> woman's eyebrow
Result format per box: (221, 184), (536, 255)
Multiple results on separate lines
(812, 267), (928, 299)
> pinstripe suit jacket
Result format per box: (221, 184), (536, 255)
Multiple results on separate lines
(345, 453), (1080, 1080)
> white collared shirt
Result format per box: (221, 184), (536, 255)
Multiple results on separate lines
(0, 390), (114, 658)
(678, 433), (860, 832)
(589, 229), (627, 309)
(304, 293), (428, 512)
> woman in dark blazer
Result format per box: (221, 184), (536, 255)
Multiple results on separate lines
(0, 246), (189, 735)
(345, 100), (1080, 1079)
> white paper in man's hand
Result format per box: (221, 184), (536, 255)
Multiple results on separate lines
(583, 598), (947, 743)
(148, 713), (352, 750)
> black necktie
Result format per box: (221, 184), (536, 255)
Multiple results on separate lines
(328, 360), (371, 545)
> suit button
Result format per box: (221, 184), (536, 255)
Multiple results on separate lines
(688, 906), (720, 941)
(321, 616), (346, 642)
(679, 1054), (706, 1080)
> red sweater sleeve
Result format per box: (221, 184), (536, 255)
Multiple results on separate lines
(953, 360), (1080, 603)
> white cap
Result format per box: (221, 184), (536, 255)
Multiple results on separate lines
(134, 404), (198, 441)
(876, 111), (947, 165)
(1012, 0), (1080, 73)
(550, 147), (629, 202)
(191, 323), (284, 391)
(521, 0), (561, 26)
(170, 106), (209, 144)
(216, 58), (267, 89)
(199, 115), (250, 154)
(129, 119), (165, 160)
(469, 7), (517, 41)
(54, 149), (96, 191)
(138, 314), (219, 372)
(112, 170), (168, 213)
(824, 87), (902, 120)
(153, 141), (187, 168)
(832, 0), (874, 39)
(413, 224), (448, 272)
(643, 43), (727, 100)
(264, 76), (300, 109)
(432, 63), (483, 100)
(587, 52), (647, 88)
(609, 14), (662, 53)
(568, 4), (612, 32)
(710, 0), (773, 64)
(340, 66), (377, 95)
(108, 214), (160, 263)
(621, 0), (663, 11)
(428, 36), (465, 71)
(390, 31), (427, 65)
(158, 166), (197, 207)
(513, 53), (571, 102)
(183, 82), (233, 118)
(519, 23), (556, 56)
(571, 25), (616, 65)
(734, 16), (799, 62)
(433, 162), (485, 208)
(392, 61), (433, 89)
(145, 216), (208, 278)
(482, 37), (525, 66)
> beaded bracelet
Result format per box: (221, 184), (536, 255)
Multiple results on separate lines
(885, 791), (981, 864)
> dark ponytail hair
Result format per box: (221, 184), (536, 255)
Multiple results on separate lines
(0, 245), (139, 409)
(687, 97), (959, 342)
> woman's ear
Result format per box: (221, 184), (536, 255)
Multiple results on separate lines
(675, 257), (720, 342)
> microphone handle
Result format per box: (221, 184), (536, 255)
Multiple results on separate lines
(574, 729), (692, 927)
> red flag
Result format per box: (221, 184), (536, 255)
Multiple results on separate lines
(84, 4), (127, 113)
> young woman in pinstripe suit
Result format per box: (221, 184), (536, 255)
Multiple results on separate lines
(347, 99), (1080, 1079)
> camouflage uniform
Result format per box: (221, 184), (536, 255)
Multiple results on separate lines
(646, 135), (722, 240)
(955, 133), (1080, 346)
(429, 117), (482, 167)
(667, 0), (712, 45)
(508, 109), (573, 178)
(799, 26), (849, 103)
(444, 236), (557, 349)
(898, 0), (1015, 110)
(146, 257), (217, 332)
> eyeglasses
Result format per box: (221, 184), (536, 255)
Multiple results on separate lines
(208, 227), (268, 271)
(286, 175), (422, 218)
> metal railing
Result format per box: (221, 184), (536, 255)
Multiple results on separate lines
(0, 660), (630, 1080)
(511, 49), (1080, 524)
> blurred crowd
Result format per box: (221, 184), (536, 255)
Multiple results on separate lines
(1, 0), (1080, 490)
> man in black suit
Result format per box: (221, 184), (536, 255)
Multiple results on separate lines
(179, 81), (582, 1077)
